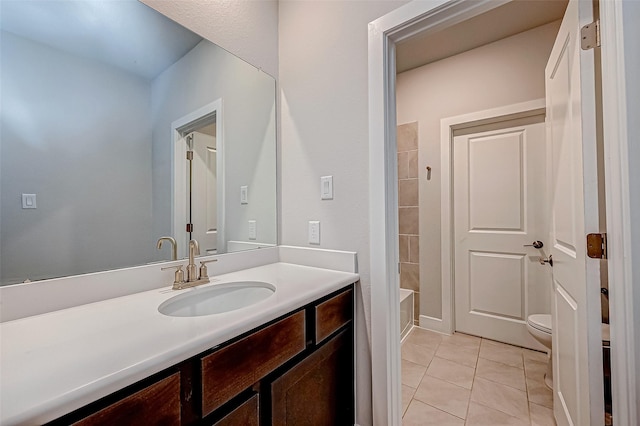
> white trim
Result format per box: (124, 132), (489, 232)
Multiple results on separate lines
(171, 99), (225, 258)
(599, 2), (637, 425)
(418, 315), (446, 333)
(439, 100), (546, 336)
(369, 1), (636, 424)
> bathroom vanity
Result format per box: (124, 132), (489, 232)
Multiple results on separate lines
(0, 254), (359, 426)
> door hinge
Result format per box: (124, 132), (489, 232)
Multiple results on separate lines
(581, 20), (600, 50)
(186, 223), (193, 232)
(186, 150), (193, 160)
(587, 233), (607, 259)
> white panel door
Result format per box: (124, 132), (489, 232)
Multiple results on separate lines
(545, 1), (604, 424)
(454, 120), (549, 349)
(191, 131), (218, 254)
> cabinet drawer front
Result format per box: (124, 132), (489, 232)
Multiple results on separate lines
(315, 288), (353, 344)
(212, 393), (259, 426)
(201, 310), (306, 416)
(73, 373), (180, 426)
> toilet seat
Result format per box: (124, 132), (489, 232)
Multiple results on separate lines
(527, 314), (552, 334)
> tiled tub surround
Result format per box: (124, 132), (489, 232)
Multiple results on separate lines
(398, 121), (420, 324)
(0, 248), (358, 425)
(401, 327), (556, 426)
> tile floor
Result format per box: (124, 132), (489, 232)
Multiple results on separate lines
(401, 327), (556, 425)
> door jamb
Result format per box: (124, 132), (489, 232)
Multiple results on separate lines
(368, 1), (636, 425)
(435, 99), (546, 335)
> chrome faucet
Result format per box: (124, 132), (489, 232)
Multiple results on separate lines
(162, 238), (217, 290)
(187, 239), (200, 282)
(156, 236), (177, 260)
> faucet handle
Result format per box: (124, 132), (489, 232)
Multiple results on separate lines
(199, 259), (218, 280)
(161, 265), (185, 284)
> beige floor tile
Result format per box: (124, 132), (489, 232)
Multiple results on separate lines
(530, 402), (556, 425)
(526, 377), (553, 408)
(402, 399), (465, 426)
(479, 339), (524, 369)
(524, 358), (548, 384)
(476, 357), (526, 390)
(413, 375), (471, 419)
(471, 376), (529, 419)
(426, 356), (475, 389)
(523, 348), (548, 363)
(466, 402), (530, 426)
(434, 341), (479, 368)
(440, 332), (482, 349)
(402, 359), (427, 388)
(402, 342), (436, 367)
(402, 384), (416, 415)
(405, 327), (443, 352)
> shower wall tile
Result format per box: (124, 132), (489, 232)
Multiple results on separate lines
(398, 151), (409, 179)
(399, 207), (419, 235)
(399, 235), (409, 263)
(399, 179), (419, 206)
(397, 122), (418, 152)
(401, 263), (420, 292)
(408, 150), (419, 178)
(409, 236), (420, 263)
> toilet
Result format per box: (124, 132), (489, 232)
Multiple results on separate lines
(526, 314), (553, 388)
(527, 314), (612, 390)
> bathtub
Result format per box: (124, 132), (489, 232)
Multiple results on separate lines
(399, 288), (414, 340)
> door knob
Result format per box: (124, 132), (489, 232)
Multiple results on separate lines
(540, 255), (553, 267)
(524, 240), (544, 249)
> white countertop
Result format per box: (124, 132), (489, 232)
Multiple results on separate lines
(0, 262), (359, 425)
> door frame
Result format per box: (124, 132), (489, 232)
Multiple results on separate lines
(368, 1), (637, 425)
(432, 99), (546, 338)
(171, 99), (225, 258)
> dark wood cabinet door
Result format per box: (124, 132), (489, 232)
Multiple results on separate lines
(211, 393), (259, 426)
(271, 330), (352, 426)
(73, 373), (181, 426)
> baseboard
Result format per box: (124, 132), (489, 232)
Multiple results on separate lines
(418, 315), (450, 334)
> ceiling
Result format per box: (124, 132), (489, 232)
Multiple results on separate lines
(0, 0), (203, 79)
(396, 0), (568, 74)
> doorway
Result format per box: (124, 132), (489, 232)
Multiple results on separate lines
(172, 99), (224, 259)
(368, 0), (632, 425)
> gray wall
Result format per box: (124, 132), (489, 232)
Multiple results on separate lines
(0, 31), (153, 284)
(151, 40), (276, 253)
(396, 21), (560, 320)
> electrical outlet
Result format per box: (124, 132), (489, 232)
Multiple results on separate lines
(308, 221), (320, 244)
(248, 220), (257, 240)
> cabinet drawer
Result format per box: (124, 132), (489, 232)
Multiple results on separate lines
(315, 288), (353, 344)
(211, 393), (259, 426)
(201, 310), (306, 416)
(73, 373), (180, 426)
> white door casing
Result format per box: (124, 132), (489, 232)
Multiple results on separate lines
(190, 132), (218, 254)
(453, 119), (549, 350)
(172, 99), (224, 258)
(545, 0), (604, 424)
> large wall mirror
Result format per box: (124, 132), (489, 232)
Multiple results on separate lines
(0, 0), (277, 285)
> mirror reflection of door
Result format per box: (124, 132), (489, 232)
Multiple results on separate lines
(185, 122), (218, 255)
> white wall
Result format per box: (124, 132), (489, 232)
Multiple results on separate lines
(151, 40), (277, 254)
(278, 1), (408, 423)
(140, 0), (278, 79)
(396, 21), (560, 320)
(0, 31), (153, 284)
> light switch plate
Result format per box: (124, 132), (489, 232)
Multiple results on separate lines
(22, 194), (37, 209)
(240, 186), (248, 204)
(320, 176), (333, 200)
(308, 221), (320, 245)
(248, 220), (257, 240)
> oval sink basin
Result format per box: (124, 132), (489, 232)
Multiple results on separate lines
(158, 281), (275, 317)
